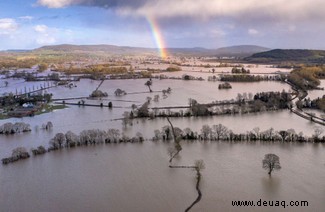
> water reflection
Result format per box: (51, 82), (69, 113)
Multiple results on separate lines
(261, 176), (281, 197)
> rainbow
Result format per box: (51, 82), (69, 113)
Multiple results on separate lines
(147, 17), (168, 59)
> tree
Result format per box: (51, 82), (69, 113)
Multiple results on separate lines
(313, 127), (324, 140)
(278, 130), (289, 141)
(146, 96), (152, 103)
(131, 104), (137, 111)
(137, 102), (149, 117)
(38, 63), (48, 72)
(262, 153), (281, 175)
(114, 88), (126, 96)
(12, 147), (29, 158)
(90, 90), (108, 97)
(122, 111), (131, 128)
(213, 124), (228, 140)
(194, 159), (205, 172)
(201, 125), (212, 140)
(145, 80), (152, 92)
(65, 131), (78, 147)
(53, 133), (66, 148)
(153, 94), (160, 102)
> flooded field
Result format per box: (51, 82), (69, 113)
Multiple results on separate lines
(0, 68), (324, 212)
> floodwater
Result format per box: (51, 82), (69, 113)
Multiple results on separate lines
(0, 70), (324, 212)
(1, 142), (325, 212)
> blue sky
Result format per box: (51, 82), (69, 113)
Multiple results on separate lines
(0, 0), (325, 50)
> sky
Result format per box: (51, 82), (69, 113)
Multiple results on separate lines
(0, 0), (325, 50)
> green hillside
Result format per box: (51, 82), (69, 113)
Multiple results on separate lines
(245, 49), (325, 64)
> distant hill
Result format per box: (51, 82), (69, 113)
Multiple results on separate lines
(3, 49), (30, 53)
(212, 45), (270, 57)
(245, 49), (325, 64)
(35, 44), (156, 55)
(34, 44), (269, 57)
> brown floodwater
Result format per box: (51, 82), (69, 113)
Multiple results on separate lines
(0, 75), (324, 212)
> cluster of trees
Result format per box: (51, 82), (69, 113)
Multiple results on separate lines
(253, 91), (292, 110)
(220, 74), (263, 82)
(207, 75), (218, 82)
(1, 129), (144, 165)
(0, 55), (38, 69)
(153, 74), (204, 81)
(182, 74), (204, 81)
(231, 67), (250, 74)
(61, 64), (130, 75)
(31, 146), (47, 156)
(114, 88), (127, 96)
(89, 90), (108, 98)
(0, 122), (31, 134)
(133, 91), (292, 119)
(48, 129), (144, 151)
(166, 65), (182, 72)
(41, 121), (53, 130)
(37, 63), (48, 72)
(1, 147), (30, 165)
(301, 95), (325, 112)
(287, 66), (323, 90)
(152, 124), (324, 143)
(218, 82), (232, 89)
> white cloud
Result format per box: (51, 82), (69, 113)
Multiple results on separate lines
(248, 28), (259, 35)
(37, 0), (79, 8)
(36, 0), (325, 27)
(0, 18), (19, 34)
(19, 16), (34, 21)
(33, 24), (57, 45)
(34, 25), (48, 33)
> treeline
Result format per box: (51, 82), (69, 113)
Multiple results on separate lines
(231, 67), (250, 74)
(220, 74), (263, 82)
(1, 147), (30, 165)
(0, 92), (52, 107)
(301, 95), (325, 112)
(153, 74), (204, 81)
(59, 65), (130, 75)
(0, 55), (36, 69)
(166, 65), (182, 72)
(2, 129), (144, 165)
(133, 91), (292, 118)
(152, 124), (324, 143)
(218, 82), (232, 89)
(0, 122), (31, 134)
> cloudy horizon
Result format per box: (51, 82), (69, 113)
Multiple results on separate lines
(0, 0), (325, 50)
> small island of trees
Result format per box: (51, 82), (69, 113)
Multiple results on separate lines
(218, 82), (232, 89)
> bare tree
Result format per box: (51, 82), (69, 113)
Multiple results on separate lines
(194, 159), (205, 172)
(262, 153), (281, 175)
(166, 117), (182, 163)
(65, 131), (78, 147)
(53, 133), (66, 148)
(201, 125), (212, 140)
(122, 111), (131, 128)
(153, 94), (160, 102)
(313, 127), (324, 140)
(213, 124), (228, 140)
(145, 80), (152, 92)
(278, 130), (289, 142)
